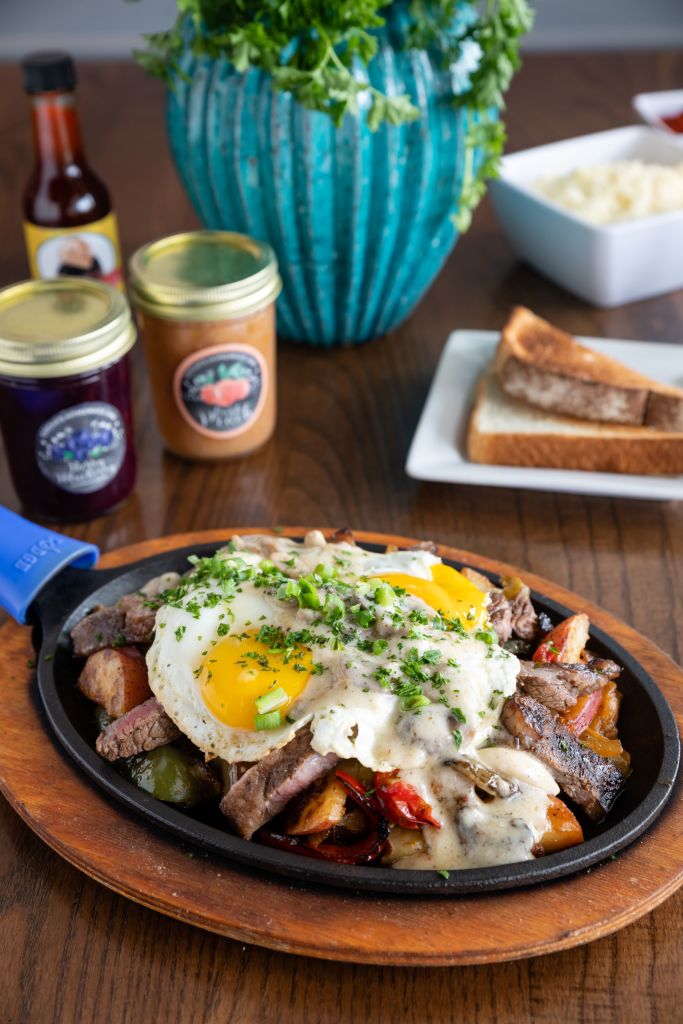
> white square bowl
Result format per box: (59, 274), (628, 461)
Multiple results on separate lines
(489, 126), (683, 308)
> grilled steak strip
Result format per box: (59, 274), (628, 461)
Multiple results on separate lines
(582, 653), (622, 680)
(71, 595), (156, 656)
(71, 573), (180, 657)
(517, 661), (608, 712)
(501, 693), (623, 820)
(95, 697), (181, 761)
(220, 726), (338, 839)
(487, 590), (513, 644)
(71, 606), (126, 658)
(506, 587), (538, 641)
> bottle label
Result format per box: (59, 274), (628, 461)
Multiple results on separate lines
(23, 212), (124, 290)
(173, 344), (267, 438)
(35, 402), (126, 494)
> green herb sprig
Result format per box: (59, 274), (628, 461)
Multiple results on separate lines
(133, 0), (532, 226)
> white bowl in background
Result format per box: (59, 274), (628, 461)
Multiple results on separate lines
(633, 89), (683, 141)
(489, 125), (683, 308)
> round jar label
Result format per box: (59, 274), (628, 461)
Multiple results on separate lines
(173, 344), (267, 438)
(35, 402), (126, 494)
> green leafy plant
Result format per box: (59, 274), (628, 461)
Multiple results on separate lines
(133, 0), (533, 228)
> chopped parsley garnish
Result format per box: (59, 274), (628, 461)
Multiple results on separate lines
(421, 649), (441, 664)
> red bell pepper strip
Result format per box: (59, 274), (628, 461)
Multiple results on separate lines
(335, 769), (379, 810)
(256, 769), (390, 865)
(373, 771), (441, 830)
(256, 821), (389, 865)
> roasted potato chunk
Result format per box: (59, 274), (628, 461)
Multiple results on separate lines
(533, 613), (589, 664)
(77, 646), (151, 718)
(286, 776), (348, 835)
(381, 826), (428, 864)
(539, 796), (584, 854)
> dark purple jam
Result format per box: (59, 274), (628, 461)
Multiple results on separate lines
(0, 354), (135, 521)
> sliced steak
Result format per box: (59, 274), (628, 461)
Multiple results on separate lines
(506, 586), (538, 641)
(582, 652), (622, 680)
(220, 726), (338, 839)
(501, 693), (624, 820)
(116, 593), (158, 643)
(487, 589), (513, 644)
(459, 567), (529, 645)
(71, 577), (177, 657)
(517, 661), (607, 712)
(95, 697), (181, 761)
(71, 606), (126, 658)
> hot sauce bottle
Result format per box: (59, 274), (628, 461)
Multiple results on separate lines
(21, 51), (124, 290)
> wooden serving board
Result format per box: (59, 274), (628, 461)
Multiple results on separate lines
(0, 529), (682, 966)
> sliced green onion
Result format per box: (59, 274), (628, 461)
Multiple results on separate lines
(255, 687), (288, 714)
(299, 577), (322, 610)
(323, 593), (345, 624)
(277, 579), (301, 601)
(403, 694), (432, 710)
(255, 710), (282, 731)
(373, 582), (395, 607)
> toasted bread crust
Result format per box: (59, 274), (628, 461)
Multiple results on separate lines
(646, 392), (683, 432)
(467, 373), (683, 476)
(495, 307), (683, 431)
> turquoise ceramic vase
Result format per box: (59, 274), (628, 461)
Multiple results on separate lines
(166, 4), (493, 346)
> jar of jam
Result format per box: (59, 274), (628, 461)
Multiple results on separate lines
(129, 231), (281, 460)
(0, 278), (136, 521)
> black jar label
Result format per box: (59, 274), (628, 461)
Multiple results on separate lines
(35, 402), (126, 494)
(173, 345), (267, 438)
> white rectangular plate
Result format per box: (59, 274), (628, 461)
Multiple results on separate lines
(405, 331), (683, 501)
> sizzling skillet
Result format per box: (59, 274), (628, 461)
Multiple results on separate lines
(0, 506), (679, 896)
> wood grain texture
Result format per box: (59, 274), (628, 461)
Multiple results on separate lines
(1, 51), (683, 1023)
(0, 528), (682, 973)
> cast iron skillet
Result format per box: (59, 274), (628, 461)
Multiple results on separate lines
(1, 508), (680, 895)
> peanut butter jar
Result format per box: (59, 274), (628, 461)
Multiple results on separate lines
(129, 231), (281, 460)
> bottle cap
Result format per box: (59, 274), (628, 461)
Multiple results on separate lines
(21, 51), (76, 95)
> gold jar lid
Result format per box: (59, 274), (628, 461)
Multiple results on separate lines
(128, 231), (282, 322)
(0, 278), (136, 379)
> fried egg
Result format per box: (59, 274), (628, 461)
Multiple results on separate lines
(147, 533), (517, 767)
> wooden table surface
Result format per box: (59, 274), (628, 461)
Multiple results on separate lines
(1, 51), (682, 1024)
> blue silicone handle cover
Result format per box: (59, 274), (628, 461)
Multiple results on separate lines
(0, 506), (99, 623)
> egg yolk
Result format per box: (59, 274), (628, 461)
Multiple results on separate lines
(199, 632), (312, 729)
(375, 564), (488, 630)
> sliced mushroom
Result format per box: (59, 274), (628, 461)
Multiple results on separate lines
(449, 757), (520, 800)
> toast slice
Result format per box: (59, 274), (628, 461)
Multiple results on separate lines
(468, 372), (683, 476)
(495, 307), (683, 432)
